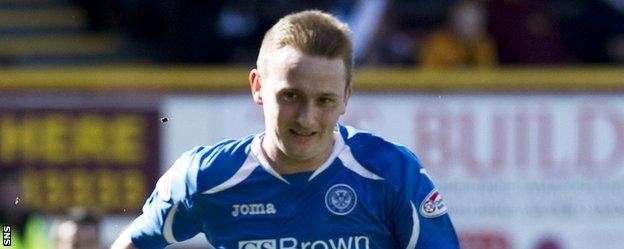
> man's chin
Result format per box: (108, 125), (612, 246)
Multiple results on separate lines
(283, 148), (318, 162)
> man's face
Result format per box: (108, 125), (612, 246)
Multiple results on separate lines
(250, 46), (350, 164)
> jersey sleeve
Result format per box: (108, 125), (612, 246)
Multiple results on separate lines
(390, 149), (460, 249)
(128, 149), (203, 248)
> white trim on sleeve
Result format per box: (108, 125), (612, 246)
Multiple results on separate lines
(163, 202), (180, 244)
(406, 201), (420, 249)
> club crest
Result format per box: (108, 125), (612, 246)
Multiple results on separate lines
(325, 184), (357, 215)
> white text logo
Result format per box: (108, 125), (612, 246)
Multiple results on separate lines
(238, 236), (370, 249)
(232, 203), (277, 217)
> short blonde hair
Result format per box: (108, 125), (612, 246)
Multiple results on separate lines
(257, 10), (353, 85)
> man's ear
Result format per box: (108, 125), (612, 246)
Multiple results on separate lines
(249, 69), (263, 105)
(341, 84), (352, 115)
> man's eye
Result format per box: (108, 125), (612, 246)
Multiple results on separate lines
(319, 98), (336, 105)
(282, 92), (298, 101)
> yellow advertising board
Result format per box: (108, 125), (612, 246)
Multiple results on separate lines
(0, 109), (159, 213)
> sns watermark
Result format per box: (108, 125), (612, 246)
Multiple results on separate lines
(2, 225), (10, 246)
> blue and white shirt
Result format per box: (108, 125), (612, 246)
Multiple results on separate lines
(129, 124), (459, 249)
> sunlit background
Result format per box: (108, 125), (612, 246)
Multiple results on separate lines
(1, 0), (623, 248)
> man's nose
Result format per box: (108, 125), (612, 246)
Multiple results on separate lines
(296, 101), (315, 127)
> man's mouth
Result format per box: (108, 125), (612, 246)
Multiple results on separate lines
(290, 129), (316, 137)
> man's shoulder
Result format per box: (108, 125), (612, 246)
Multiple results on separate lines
(339, 125), (424, 187)
(171, 135), (256, 197)
(195, 135), (255, 168)
(340, 125), (420, 165)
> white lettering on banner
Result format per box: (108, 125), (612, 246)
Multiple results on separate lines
(239, 236), (370, 249)
(413, 103), (624, 179)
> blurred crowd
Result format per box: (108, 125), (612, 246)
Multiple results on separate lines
(1, 172), (101, 249)
(74, 0), (624, 67)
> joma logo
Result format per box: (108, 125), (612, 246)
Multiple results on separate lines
(232, 203), (277, 217)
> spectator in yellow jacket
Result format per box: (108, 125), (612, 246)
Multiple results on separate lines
(420, 0), (497, 68)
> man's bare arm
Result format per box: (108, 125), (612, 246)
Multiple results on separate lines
(110, 227), (137, 249)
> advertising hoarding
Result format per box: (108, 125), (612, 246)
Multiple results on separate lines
(163, 93), (624, 249)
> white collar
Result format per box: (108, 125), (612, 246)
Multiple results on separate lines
(249, 130), (346, 183)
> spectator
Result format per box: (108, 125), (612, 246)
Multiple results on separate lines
(0, 171), (51, 249)
(420, 0), (497, 68)
(551, 0), (624, 63)
(486, 0), (570, 64)
(53, 208), (101, 249)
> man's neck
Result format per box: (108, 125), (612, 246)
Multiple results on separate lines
(261, 137), (334, 175)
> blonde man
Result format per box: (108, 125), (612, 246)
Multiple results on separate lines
(112, 10), (459, 249)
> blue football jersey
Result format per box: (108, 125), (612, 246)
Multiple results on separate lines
(129, 124), (459, 249)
